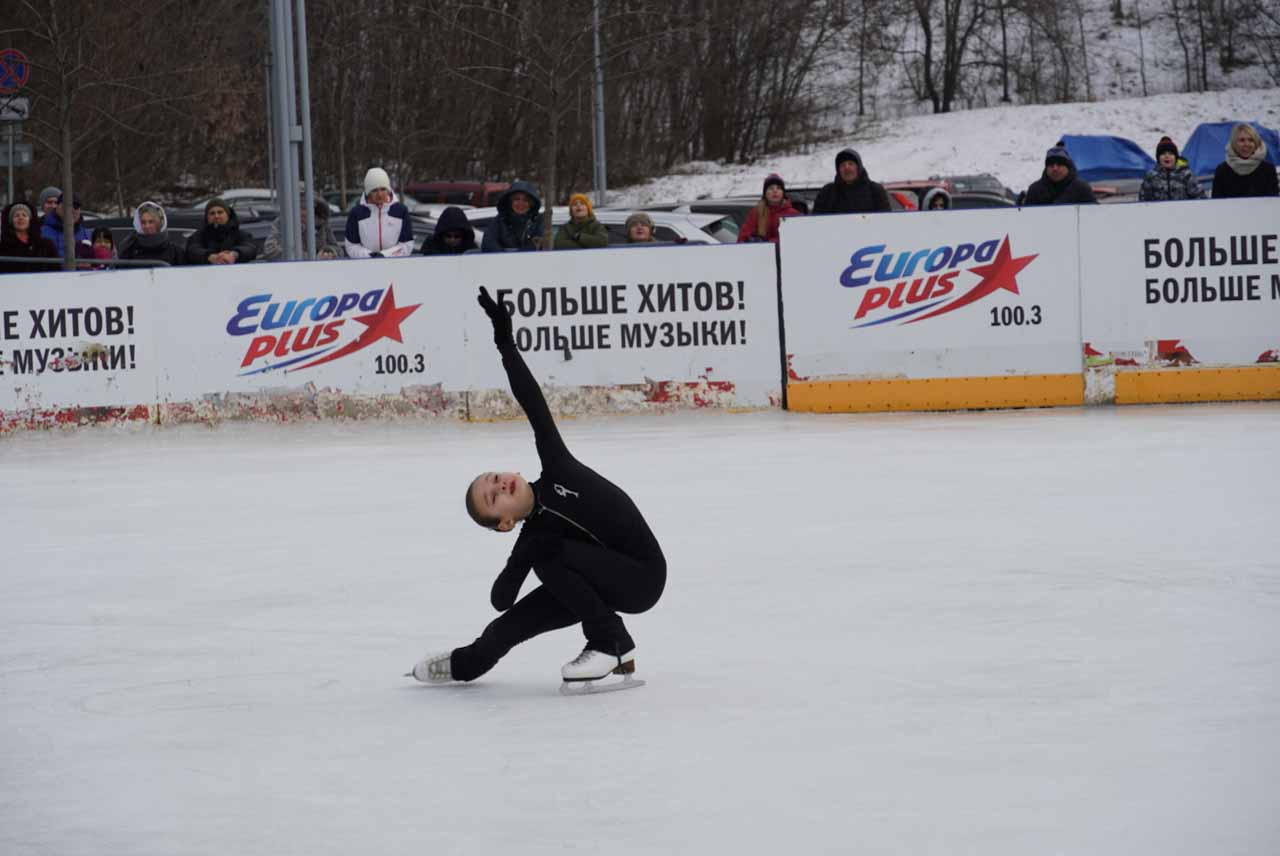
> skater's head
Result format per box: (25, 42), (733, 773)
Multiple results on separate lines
(466, 471), (535, 532)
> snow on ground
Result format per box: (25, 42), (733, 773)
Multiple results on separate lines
(3, 404), (1279, 855)
(608, 88), (1280, 207)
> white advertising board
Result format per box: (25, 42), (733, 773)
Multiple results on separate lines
(778, 206), (1082, 380)
(0, 269), (158, 416)
(1079, 197), (1280, 368)
(1, 243), (782, 427)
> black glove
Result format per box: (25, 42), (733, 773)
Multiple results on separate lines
(490, 564), (528, 612)
(477, 286), (513, 346)
(371, 251), (383, 258)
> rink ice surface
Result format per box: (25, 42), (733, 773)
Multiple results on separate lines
(2, 403), (1278, 855)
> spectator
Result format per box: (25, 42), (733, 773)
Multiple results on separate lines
(186, 198), (258, 265)
(481, 180), (544, 252)
(265, 197), (341, 260)
(1211, 123), (1279, 199)
(421, 206), (477, 255)
(36, 186), (61, 229)
(813, 149), (891, 214)
(41, 191), (93, 258)
(118, 201), (185, 267)
(1023, 144), (1098, 206)
(624, 212), (658, 244)
(0, 202), (58, 273)
(1139, 137), (1205, 202)
(737, 174), (800, 243)
(90, 226), (116, 269)
(554, 193), (608, 250)
(922, 187), (952, 210)
(344, 167), (414, 259)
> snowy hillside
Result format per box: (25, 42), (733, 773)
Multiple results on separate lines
(608, 88), (1280, 206)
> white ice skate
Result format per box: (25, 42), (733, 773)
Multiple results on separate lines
(406, 651), (453, 684)
(559, 647), (645, 695)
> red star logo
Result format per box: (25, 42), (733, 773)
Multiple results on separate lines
(906, 236), (1038, 324)
(295, 284), (421, 370)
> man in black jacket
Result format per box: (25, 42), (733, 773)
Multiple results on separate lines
(410, 287), (667, 687)
(1023, 145), (1098, 206)
(813, 148), (891, 215)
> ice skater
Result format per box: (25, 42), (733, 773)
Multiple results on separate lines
(410, 287), (667, 691)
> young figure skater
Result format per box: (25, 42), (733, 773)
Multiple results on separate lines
(410, 287), (667, 687)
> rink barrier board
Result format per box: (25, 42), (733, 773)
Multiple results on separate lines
(787, 373), (1084, 413)
(1114, 366), (1280, 405)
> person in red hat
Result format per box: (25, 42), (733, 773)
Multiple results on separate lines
(1139, 137), (1205, 202)
(737, 174), (801, 243)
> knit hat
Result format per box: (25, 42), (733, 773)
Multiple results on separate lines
(38, 187), (61, 208)
(624, 212), (653, 230)
(1045, 145), (1072, 168)
(363, 167), (392, 195)
(204, 197), (232, 221)
(762, 174), (786, 195)
(568, 193), (594, 217)
(1155, 136), (1178, 159)
(835, 148), (861, 168)
(8, 202), (32, 226)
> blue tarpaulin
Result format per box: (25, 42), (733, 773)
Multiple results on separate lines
(1058, 135), (1155, 182)
(1181, 121), (1280, 177)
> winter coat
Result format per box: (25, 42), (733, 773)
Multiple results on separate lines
(39, 211), (92, 258)
(1211, 160), (1279, 199)
(737, 199), (801, 243)
(812, 155), (891, 215)
(553, 215), (609, 250)
(343, 191), (414, 258)
(482, 180), (545, 252)
(1139, 165), (1206, 202)
(421, 206), (478, 255)
(0, 204), (58, 273)
(117, 203), (185, 267)
(1023, 165), (1098, 206)
(186, 207), (258, 264)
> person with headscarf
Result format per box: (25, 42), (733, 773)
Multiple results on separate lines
(554, 193), (609, 250)
(921, 187), (952, 211)
(1211, 123), (1279, 199)
(117, 201), (186, 267)
(1139, 137), (1206, 202)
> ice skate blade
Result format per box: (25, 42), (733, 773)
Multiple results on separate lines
(559, 674), (645, 696)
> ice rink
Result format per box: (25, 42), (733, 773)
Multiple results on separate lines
(2, 403), (1278, 855)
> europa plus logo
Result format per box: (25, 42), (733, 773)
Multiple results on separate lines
(226, 284), (421, 375)
(840, 236), (1037, 328)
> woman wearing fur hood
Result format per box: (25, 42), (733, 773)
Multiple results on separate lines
(118, 201), (185, 266)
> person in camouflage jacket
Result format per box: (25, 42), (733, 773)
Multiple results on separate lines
(1139, 137), (1205, 202)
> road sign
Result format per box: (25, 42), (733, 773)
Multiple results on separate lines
(0, 142), (31, 168)
(0, 49), (31, 94)
(0, 96), (30, 122)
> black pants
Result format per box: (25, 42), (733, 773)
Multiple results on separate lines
(451, 541), (666, 681)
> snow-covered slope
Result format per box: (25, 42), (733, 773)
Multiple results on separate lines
(609, 88), (1280, 206)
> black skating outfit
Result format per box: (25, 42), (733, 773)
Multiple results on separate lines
(450, 303), (666, 681)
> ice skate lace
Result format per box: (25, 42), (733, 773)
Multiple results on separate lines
(569, 649), (598, 666)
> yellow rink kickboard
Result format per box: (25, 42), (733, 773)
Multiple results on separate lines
(788, 373), (1084, 413)
(1115, 366), (1280, 405)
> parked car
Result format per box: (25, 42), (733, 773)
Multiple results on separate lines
(415, 206), (738, 247)
(403, 180), (510, 208)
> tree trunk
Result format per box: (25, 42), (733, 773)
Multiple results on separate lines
(1136, 0), (1149, 96)
(1193, 0), (1209, 89)
(999, 0), (1011, 102)
(1171, 0), (1194, 91)
(60, 87), (75, 271)
(1076, 0), (1094, 101)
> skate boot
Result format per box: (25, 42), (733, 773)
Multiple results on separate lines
(559, 647), (644, 695)
(407, 651), (454, 683)
(562, 646), (635, 681)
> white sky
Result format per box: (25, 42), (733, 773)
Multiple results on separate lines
(2, 404), (1278, 855)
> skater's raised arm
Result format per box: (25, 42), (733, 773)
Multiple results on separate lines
(477, 287), (569, 462)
